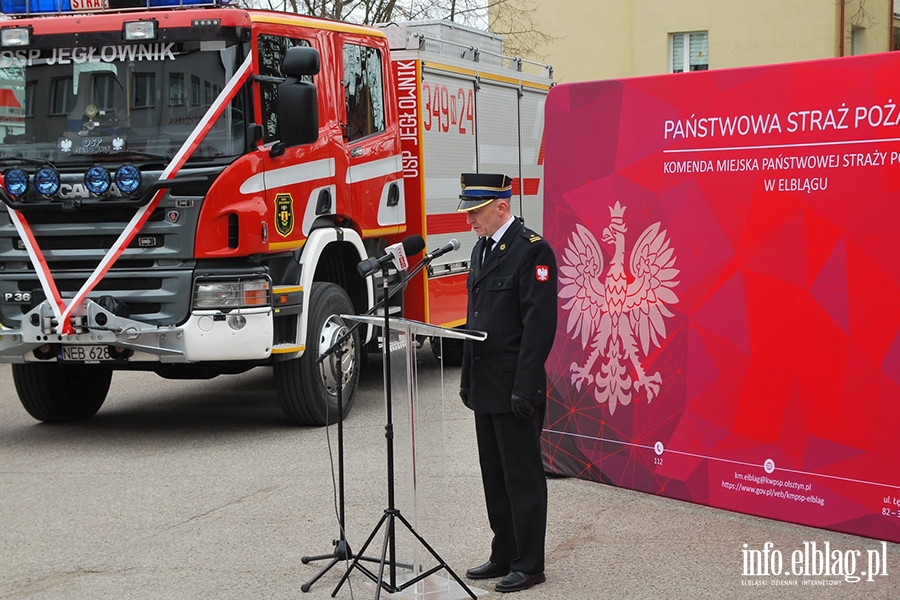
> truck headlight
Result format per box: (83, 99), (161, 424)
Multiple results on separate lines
(1, 27), (32, 48)
(115, 165), (141, 194)
(35, 166), (60, 196)
(84, 166), (111, 196)
(123, 20), (158, 41)
(4, 168), (28, 197)
(193, 279), (271, 310)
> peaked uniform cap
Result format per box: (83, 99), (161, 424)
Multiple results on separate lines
(457, 173), (513, 212)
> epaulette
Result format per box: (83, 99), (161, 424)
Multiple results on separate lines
(520, 226), (542, 243)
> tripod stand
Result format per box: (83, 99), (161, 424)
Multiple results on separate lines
(300, 329), (381, 592)
(301, 257), (427, 593)
(331, 265), (479, 600)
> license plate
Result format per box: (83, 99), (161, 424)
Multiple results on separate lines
(59, 345), (113, 362)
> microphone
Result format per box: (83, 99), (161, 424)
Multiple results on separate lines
(357, 235), (425, 277)
(423, 238), (460, 262)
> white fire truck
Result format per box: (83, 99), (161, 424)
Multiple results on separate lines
(0, 1), (551, 425)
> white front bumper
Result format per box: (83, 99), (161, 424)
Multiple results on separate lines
(0, 300), (274, 363)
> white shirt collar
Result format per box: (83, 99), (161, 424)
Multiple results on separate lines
(488, 215), (515, 247)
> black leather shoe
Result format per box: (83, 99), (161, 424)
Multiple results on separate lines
(465, 561), (510, 579)
(495, 570), (546, 593)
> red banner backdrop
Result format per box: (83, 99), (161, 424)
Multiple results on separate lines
(541, 52), (900, 543)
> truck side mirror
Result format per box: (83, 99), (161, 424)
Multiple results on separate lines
(277, 46), (321, 148)
(282, 46), (320, 78)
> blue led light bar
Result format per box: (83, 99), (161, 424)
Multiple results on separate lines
(84, 165), (111, 196)
(4, 168), (28, 197)
(115, 165), (141, 194)
(0, 0), (218, 16)
(35, 166), (61, 196)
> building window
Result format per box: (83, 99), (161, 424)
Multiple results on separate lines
(92, 73), (116, 111)
(851, 26), (866, 55)
(132, 73), (156, 108)
(191, 75), (201, 106)
(50, 77), (76, 115)
(169, 73), (185, 106)
(25, 80), (36, 117)
(671, 31), (709, 72)
(342, 43), (385, 141)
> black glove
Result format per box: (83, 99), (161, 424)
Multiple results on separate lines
(459, 387), (472, 409)
(511, 394), (534, 419)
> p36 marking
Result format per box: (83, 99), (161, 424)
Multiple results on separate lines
(3, 292), (32, 304)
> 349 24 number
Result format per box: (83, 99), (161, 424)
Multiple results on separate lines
(422, 82), (475, 135)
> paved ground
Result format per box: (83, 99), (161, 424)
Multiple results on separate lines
(0, 347), (898, 600)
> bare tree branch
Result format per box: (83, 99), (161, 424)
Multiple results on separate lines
(843, 0), (877, 29)
(233, 0), (554, 60)
(487, 0), (556, 59)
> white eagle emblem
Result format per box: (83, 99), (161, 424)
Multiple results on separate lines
(559, 201), (680, 414)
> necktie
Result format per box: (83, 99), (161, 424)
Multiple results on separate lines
(481, 237), (494, 268)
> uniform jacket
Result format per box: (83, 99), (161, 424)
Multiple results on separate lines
(460, 218), (558, 414)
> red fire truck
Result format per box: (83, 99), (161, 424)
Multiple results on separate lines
(0, 1), (551, 424)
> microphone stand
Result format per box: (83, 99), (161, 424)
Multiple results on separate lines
(300, 255), (433, 593)
(300, 333), (356, 592)
(331, 256), (476, 600)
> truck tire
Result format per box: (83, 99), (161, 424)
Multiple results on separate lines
(12, 363), (113, 423)
(274, 282), (360, 426)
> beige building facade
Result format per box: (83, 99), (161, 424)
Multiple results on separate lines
(497, 0), (895, 83)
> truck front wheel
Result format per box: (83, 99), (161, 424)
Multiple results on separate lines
(274, 282), (360, 426)
(12, 363), (113, 422)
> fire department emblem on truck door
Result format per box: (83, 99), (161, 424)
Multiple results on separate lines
(275, 193), (294, 237)
(559, 202), (680, 414)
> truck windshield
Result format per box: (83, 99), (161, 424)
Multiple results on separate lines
(0, 40), (246, 163)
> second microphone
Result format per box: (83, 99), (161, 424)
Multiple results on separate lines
(357, 235), (426, 278)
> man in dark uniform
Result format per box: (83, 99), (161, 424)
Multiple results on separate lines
(456, 173), (557, 593)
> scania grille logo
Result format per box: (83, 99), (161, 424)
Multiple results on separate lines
(58, 183), (124, 199)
